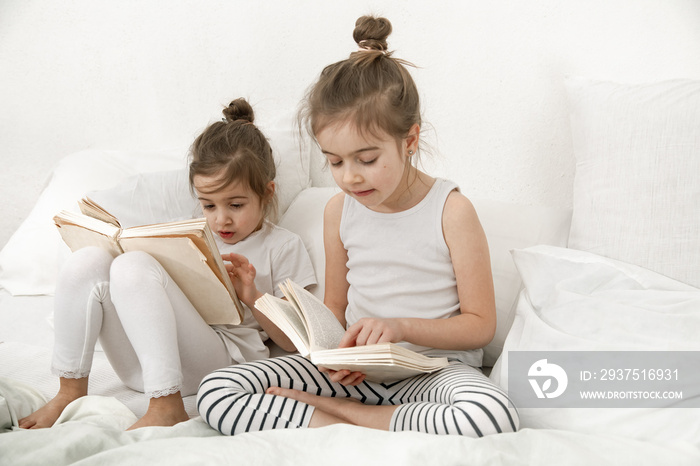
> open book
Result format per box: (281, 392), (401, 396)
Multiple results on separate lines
(255, 279), (449, 383)
(53, 197), (244, 325)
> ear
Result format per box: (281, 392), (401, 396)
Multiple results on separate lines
(405, 123), (420, 156)
(265, 180), (276, 202)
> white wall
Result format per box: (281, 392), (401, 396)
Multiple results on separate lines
(2, 0), (700, 248)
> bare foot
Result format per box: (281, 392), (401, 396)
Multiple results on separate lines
(266, 386), (396, 430)
(19, 377), (89, 429)
(127, 392), (190, 430)
(18, 393), (77, 429)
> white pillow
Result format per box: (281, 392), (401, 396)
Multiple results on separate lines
(278, 187), (340, 300)
(490, 245), (700, 447)
(87, 168), (200, 228)
(259, 112), (312, 218)
(566, 77), (700, 288)
(472, 199), (571, 367)
(0, 149), (189, 296)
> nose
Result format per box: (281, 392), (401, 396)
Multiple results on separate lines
(342, 164), (361, 185)
(216, 210), (232, 227)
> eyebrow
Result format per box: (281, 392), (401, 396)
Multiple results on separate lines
(197, 195), (249, 202)
(321, 146), (380, 157)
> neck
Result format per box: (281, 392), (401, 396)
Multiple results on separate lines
(381, 167), (435, 213)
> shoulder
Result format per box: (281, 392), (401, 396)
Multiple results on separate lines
(442, 190), (483, 240)
(263, 221), (305, 247)
(323, 191), (347, 248)
(256, 222), (308, 260)
(324, 191), (347, 229)
(265, 222), (314, 271)
(324, 191), (346, 219)
(265, 223), (316, 288)
(443, 189), (476, 217)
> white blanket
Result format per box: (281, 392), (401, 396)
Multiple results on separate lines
(2, 376), (699, 466)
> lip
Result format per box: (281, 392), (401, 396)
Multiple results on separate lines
(352, 189), (375, 197)
(218, 231), (235, 240)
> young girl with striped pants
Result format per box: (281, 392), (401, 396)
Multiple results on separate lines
(197, 15), (519, 437)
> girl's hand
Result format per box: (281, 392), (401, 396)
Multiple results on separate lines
(221, 253), (297, 353)
(222, 253), (261, 306)
(339, 317), (405, 348)
(319, 366), (366, 386)
(323, 317), (403, 386)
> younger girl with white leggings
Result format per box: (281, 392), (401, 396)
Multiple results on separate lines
(19, 98), (316, 430)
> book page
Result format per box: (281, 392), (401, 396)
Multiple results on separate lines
(310, 343), (449, 383)
(119, 236), (241, 325)
(121, 218), (207, 235)
(79, 197), (120, 227)
(255, 294), (311, 356)
(53, 212), (122, 257)
(282, 279), (345, 352)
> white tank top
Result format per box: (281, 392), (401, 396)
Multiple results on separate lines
(340, 178), (483, 367)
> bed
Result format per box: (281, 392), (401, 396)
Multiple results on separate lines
(1, 78), (699, 465)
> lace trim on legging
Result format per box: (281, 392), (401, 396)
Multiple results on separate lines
(147, 385), (182, 399)
(52, 367), (90, 379)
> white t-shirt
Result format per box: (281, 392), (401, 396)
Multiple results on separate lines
(212, 220), (316, 363)
(340, 178), (483, 367)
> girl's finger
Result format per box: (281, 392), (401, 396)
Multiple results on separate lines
(339, 325), (361, 348)
(329, 369), (351, 383)
(340, 371), (366, 386)
(355, 325), (374, 347)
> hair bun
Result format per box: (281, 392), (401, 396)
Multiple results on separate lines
(353, 15), (392, 51)
(222, 98), (255, 123)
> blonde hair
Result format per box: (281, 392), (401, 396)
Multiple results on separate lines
(189, 98), (278, 220)
(300, 15), (422, 155)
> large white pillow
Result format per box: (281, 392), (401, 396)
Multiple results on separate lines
(0, 149), (189, 296)
(258, 112), (313, 219)
(490, 245), (700, 447)
(471, 199), (571, 367)
(566, 77), (700, 288)
(87, 168), (199, 228)
(278, 187), (340, 300)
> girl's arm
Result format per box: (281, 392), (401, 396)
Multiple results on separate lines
(223, 253), (297, 352)
(339, 190), (497, 351)
(322, 192), (350, 327)
(320, 193), (367, 385)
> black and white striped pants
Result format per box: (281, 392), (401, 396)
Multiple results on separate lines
(197, 354), (519, 436)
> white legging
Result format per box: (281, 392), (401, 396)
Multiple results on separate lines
(197, 354), (519, 436)
(52, 246), (232, 398)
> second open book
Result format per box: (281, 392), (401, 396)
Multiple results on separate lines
(255, 279), (448, 383)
